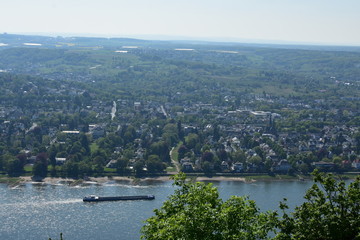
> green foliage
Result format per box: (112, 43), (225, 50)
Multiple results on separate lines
(149, 141), (170, 162)
(231, 149), (247, 163)
(184, 133), (199, 149)
(0, 155), (3, 171)
(2, 35), (360, 178)
(146, 154), (166, 173)
(141, 172), (277, 240)
(32, 161), (47, 178)
(116, 157), (129, 174)
(276, 170), (360, 240)
(134, 160), (146, 177)
(62, 161), (79, 178)
(143, 172), (360, 240)
(3, 154), (23, 177)
(220, 196), (278, 239)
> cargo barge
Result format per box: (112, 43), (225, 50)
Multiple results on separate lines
(83, 195), (155, 202)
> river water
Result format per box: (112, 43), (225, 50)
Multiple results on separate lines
(0, 180), (315, 240)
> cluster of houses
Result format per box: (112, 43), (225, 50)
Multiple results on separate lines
(1, 77), (360, 175)
(178, 122), (360, 173)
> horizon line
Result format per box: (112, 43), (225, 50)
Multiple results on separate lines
(2, 31), (360, 48)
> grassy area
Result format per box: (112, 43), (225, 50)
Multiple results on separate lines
(170, 141), (183, 172)
(171, 141), (183, 163)
(0, 175), (21, 184)
(243, 173), (360, 182)
(90, 143), (99, 154)
(166, 166), (176, 172)
(24, 165), (33, 173)
(104, 168), (116, 173)
(243, 174), (307, 182)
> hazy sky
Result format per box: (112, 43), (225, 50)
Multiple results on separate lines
(1, 0), (360, 45)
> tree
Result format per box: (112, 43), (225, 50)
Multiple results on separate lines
(48, 145), (57, 166)
(122, 125), (136, 144)
(201, 151), (214, 163)
(0, 155), (3, 171)
(62, 161), (79, 178)
(141, 173), (277, 240)
(177, 145), (188, 160)
(248, 155), (262, 165)
(276, 170), (360, 240)
(231, 149), (246, 163)
(16, 153), (27, 167)
(134, 160), (146, 177)
(213, 124), (220, 142)
(68, 142), (84, 156)
(201, 161), (213, 176)
(32, 152), (48, 179)
(93, 155), (105, 166)
(79, 133), (90, 155)
(254, 146), (265, 160)
(149, 141), (170, 162)
(146, 155), (166, 173)
(220, 196), (278, 239)
(3, 154), (23, 176)
(177, 120), (184, 141)
(78, 161), (93, 177)
(185, 133), (199, 149)
(355, 132), (360, 154)
(32, 161), (47, 178)
(162, 132), (178, 148)
(116, 157), (129, 174)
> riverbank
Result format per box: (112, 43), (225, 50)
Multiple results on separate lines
(1, 172), (358, 186)
(16, 175), (250, 185)
(0, 175), (248, 186)
(0, 176), (22, 185)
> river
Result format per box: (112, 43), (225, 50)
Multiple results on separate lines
(0, 180), (314, 240)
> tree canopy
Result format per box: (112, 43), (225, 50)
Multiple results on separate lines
(141, 172), (277, 240)
(142, 171), (360, 240)
(276, 170), (360, 240)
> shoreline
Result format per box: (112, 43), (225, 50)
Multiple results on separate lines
(16, 175), (250, 185)
(1, 172), (357, 186)
(0, 174), (307, 186)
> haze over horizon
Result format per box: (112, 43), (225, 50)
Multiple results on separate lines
(1, 0), (360, 46)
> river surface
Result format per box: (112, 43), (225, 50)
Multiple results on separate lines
(0, 180), (315, 240)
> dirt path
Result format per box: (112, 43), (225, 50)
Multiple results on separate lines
(169, 147), (181, 172)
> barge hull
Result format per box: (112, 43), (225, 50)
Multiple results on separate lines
(83, 195), (155, 202)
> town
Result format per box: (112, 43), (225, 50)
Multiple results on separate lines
(1, 75), (360, 178)
(1, 34), (360, 179)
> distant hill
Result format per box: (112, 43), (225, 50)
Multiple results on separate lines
(1, 33), (360, 52)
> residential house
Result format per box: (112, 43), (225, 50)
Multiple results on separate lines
(55, 157), (67, 166)
(221, 161), (230, 171)
(352, 160), (360, 170)
(232, 162), (244, 172)
(106, 160), (117, 168)
(312, 161), (336, 171)
(273, 160), (292, 173)
(182, 162), (194, 172)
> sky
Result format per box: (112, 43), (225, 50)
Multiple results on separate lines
(1, 0), (360, 46)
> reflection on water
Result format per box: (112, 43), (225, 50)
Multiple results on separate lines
(0, 180), (314, 240)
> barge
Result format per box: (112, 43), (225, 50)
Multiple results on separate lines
(83, 195), (155, 202)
